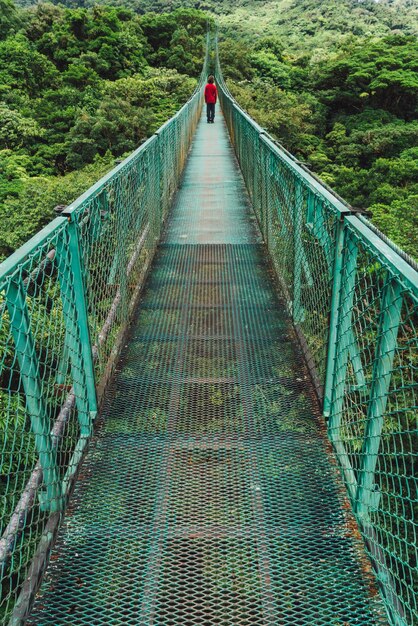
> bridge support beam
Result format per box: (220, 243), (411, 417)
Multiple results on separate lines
(327, 232), (359, 500)
(323, 217), (346, 416)
(57, 215), (97, 435)
(355, 277), (403, 518)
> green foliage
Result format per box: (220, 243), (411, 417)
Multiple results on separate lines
(0, 153), (114, 260)
(65, 68), (196, 169)
(221, 28), (418, 260)
(0, 34), (60, 98)
(1, 0), (415, 260)
(227, 78), (318, 153)
(0, 0), (21, 39)
(0, 150), (30, 204)
(312, 35), (418, 119)
(29, 5), (148, 78)
(0, 389), (36, 521)
(0, 105), (45, 150)
(14, 0), (418, 47)
(139, 9), (208, 75)
(0, 3), (206, 260)
(218, 39), (254, 81)
(210, 0), (418, 55)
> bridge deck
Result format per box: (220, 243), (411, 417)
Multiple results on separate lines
(29, 110), (387, 625)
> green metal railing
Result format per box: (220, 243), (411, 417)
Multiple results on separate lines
(0, 38), (209, 623)
(216, 50), (417, 626)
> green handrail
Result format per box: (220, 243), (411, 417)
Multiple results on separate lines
(216, 41), (417, 626)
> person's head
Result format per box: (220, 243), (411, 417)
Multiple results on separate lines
(208, 75), (214, 84)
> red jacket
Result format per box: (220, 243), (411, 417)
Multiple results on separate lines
(204, 83), (217, 104)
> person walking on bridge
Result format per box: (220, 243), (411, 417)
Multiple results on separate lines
(204, 75), (217, 124)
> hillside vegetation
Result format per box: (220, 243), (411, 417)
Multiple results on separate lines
(0, 0), (207, 259)
(218, 1), (418, 259)
(220, 31), (418, 258)
(1, 0), (417, 259)
(16, 0), (418, 52)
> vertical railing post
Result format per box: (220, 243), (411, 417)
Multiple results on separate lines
(6, 279), (63, 512)
(154, 130), (166, 223)
(254, 128), (261, 219)
(293, 178), (304, 323)
(326, 231), (360, 501)
(265, 148), (273, 251)
(306, 189), (315, 229)
(327, 232), (359, 435)
(152, 136), (161, 243)
(59, 214), (98, 435)
(116, 179), (130, 320)
(256, 135), (263, 231)
(156, 133), (163, 226)
(355, 277), (403, 518)
(55, 330), (69, 385)
(258, 133), (269, 244)
(323, 215), (347, 416)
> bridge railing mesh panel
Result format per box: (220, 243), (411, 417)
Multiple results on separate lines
(0, 38), (208, 623)
(0, 218), (89, 622)
(329, 218), (418, 626)
(216, 48), (417, 626)
(217, 74), (348, 399)
(66, 135), (161, 386)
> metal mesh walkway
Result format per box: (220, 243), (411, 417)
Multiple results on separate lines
(29, 110), (387, 625)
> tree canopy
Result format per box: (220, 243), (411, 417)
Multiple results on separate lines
(220, 30), (418, 260)
(0, 3), (208, 260)
(0, 0), (417, 260)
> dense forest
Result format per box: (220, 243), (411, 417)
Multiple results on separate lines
(0, 0), (417, 259)
(220, 30), (418, 259)
(0, 0), (207, 259)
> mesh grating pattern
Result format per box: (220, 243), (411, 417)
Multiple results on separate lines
(29, 111), (387, 625)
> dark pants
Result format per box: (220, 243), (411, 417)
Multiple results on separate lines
(206, 102), (215, 122)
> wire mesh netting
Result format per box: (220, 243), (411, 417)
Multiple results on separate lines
(70, 91), (203, 390)
(0, 219), (95, 622)
(28, 110), (387, 624)
(216, 69), (345, 399)
(216, 47), (417, 625)
(329, 219), (418, 625)
(0, 40), (208, 624)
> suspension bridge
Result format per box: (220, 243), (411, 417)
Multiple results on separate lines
(0, 39), (417, 625)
